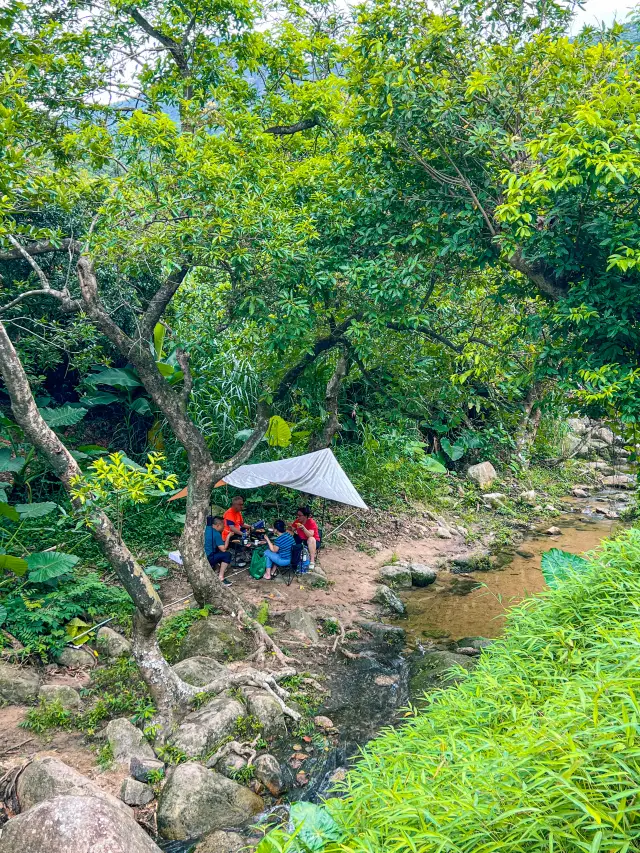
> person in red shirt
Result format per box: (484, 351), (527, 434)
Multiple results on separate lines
(290, 505), (320, 570)
(222, 495), (250, 541)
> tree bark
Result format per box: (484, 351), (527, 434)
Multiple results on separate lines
(309, 350), (348, 452)
(514, 382), (544, 468)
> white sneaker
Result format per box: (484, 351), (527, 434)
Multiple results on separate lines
(309, 562), (315, 570)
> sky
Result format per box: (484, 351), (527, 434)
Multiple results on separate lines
(571, 0), (637, 29)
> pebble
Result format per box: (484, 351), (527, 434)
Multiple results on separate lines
(313, 715), (334, 730)
(436, 528), (453, 539)
(545, 526), (562, 535)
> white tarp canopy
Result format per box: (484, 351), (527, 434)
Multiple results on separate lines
(216, 448), (368, 509)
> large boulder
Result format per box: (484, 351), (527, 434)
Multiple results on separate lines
(592, 426), (615, 445)
(409, 564), (437, 587)
(409, 650), (478, 700)
(519, 490), (537, 505)
(194, 830), (245, 853)
(567, 417), (590, 435)
(56, 647), (96, 669)
(177, 617), (248, 663)
(373, 584), (406, 615)
(602, 474), (636, 489)
(173, 656), (224, 687)
(16, 757), (129, 816)
(0, 663), (41, 704)
(466, 461), (497, 488)
(96, 626), (131, 659)
(378, 565), (412, 589)
(156, 762), (263, 840)
(171, 696), (245, 759)
(0, 795), (161, 853)
(285, 607), (320, 643)
(105, 717), (156, 767)
(355, 620), (406, 646)
(253, 753), (284, 795)
(38, 683), (81, 711)
(482, 492), (507, 509)
(240, 687), (286, 738)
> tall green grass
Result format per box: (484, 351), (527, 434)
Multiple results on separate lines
(266, 527), (640, 853)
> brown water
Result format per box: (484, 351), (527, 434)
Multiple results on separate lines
(403, 506), (625, 644)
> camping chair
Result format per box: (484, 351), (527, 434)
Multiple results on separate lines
(282, 543), (304, 587)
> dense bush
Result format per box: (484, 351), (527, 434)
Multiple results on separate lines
(262, 527), (640, 853)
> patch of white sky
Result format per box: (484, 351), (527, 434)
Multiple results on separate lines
(570, 0), (638, 32)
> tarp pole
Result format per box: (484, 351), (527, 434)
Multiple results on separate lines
(324, 511), (358, 540)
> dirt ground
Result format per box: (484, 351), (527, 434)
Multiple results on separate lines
(0, 526), (475, 786)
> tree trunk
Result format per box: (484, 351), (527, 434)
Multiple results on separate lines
(309, 350), (348, 452)
(515, 382), (544, 468)
(0, 319), (191, 730)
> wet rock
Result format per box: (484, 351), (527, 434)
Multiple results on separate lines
(583, 461), (615, 475)
(172, 656), (224, 686)
(467, 461), (497, 488)
(409, 650), (478, 699)
(378, 565), (412, 589)
(0, 795), (161, 853)
(16, 757), (129, 816)
(130, 755), (165, 783)
(285, 607), (320, 643)
(157, 763), (263, 840)
(373, 584), (406, 615)
(96, 626), (131, 659)
(436, 527), (453, 539)
(314, 715), (335, 730)
(194, 830), (245, 853)
(544, 504), (558, 513)
(171, 697), (245, 759)
(483, 492), (506, 509)
(519, 489), (537, 505)
(240, 687), (286, 738)
(603, 474), (636, 489)
(56, 647), (96, 669)
(177, 617), (249, 663)
(0, 663), (41, 705)
(120, 777), (154, 806)
(515, 547), (535, 558)
(105, 718), (155, 767)
(450, 553), (493, 573)
(572, 487), (589, 498)
(456, 637), (492, 651)
(254, 753), (284, 795)
(409, 564), (437, 587)
(38, 684), (81, 711)
(544, 526), (562, 535)
(354, 619), (406, 645)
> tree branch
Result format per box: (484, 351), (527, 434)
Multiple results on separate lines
(0, 238), (80, 262)
(0, 238), (81, 314)
(386, 321), (463, 354)
(139, 265), (190, 341)
(126, 6), (190, 73)
(264, 117), (320, 136)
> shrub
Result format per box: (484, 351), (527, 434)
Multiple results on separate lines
(262, 527), (640, 853)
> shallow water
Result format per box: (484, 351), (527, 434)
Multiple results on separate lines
(403, 500), (627, 645)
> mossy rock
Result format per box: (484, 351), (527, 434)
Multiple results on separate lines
(176, 617), (249, 663)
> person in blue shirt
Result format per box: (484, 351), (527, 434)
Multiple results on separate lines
(263, 519), (295, 580)
(205, 516), (232, 586)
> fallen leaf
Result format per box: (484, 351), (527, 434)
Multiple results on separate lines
(296, 771), (309, 786)
(293, 744), (302, 751)
(302, 735), (312, 743)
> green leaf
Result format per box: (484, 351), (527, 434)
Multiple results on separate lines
(39, 405), (87, 428)
(265, 415), (292, 447)
(84, 367), (142, 389)
(27, 551), (80, 583)
(81, 391), (121, 407)
(0, 605), (7, 627)
(441, 437), (465, 461)
(66, 617), (92, 645)
(235, 428), (254, 441)
(15, 501), (57, 519)
(289, 801), (344, 851)
(156, 362), (175, 378)
(0, 448), (26, 473)
(121, 456), (145, 471)
(130, 397), (153, 416)
(0, 555), (28, 575)
(0, 502), (19, 522)
(541, 548), (589, 588)
(153, 322), (166, 360)
(77, 445), (108, 455)
(420, 455), (448, 473)
(145, 565), (169, 580)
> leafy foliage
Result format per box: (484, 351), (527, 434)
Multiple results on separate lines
(541, 548), (590, 588)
